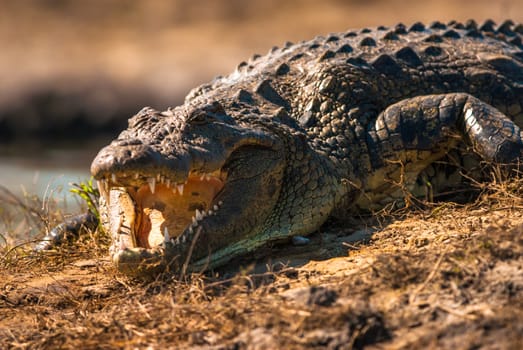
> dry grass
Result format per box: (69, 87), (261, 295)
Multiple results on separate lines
(1, 177), (522, 349)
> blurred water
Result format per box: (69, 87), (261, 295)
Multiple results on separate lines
(0, 142), (106, 208)
(0, 144), (104, 245)
(1, 159), (89, 206)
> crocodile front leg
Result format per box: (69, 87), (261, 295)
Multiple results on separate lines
(34, 212), (98, 251)
(376, 93), (523, 159)
(358, 93), (523, 209)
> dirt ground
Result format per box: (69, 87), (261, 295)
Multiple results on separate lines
(1, 180), (522, 349)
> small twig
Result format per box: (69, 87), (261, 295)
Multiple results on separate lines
(409, 249), (447, 304)
(2, 239), (39, 259)
(342, 242), (360, 250)
(180, 227), (202, 280)
(435, 304), (478, 320)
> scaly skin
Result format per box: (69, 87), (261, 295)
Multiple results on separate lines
(89, 20), (523, 277)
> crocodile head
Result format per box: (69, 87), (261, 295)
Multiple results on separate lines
(91, 101), (289, 277)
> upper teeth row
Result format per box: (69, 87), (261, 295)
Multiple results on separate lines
(147, 176), (186, 195)
(98, 171), (219, 197)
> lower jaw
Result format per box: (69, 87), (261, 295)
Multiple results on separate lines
(112, 243), (210, 278)
(111, 230), (259, 278)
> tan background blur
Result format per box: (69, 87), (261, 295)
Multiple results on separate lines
(1, 0), (523, 141)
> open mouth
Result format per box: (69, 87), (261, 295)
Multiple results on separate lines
(96, 170), (225, 254)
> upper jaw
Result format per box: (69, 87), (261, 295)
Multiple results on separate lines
(90, 140), (192, 185)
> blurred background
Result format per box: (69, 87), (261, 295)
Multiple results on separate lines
(1, 0), (523, 201)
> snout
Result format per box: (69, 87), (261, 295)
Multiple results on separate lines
(90, 139), (189, 181)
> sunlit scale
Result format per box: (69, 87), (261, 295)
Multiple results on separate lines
(100, 172), (224, 252)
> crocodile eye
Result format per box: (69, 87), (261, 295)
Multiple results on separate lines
(187, 102), (225, 125)
(187, 111), (212, 125)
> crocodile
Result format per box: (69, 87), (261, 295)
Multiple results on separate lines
(85, 19), (523, 277)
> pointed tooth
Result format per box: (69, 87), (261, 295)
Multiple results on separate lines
(200, 174), (205, 181)
(177, 184), (184, 195)
(134, 173), (140, 179)
(208, 210), (213, 215)
(96, 180), (103, 192)
(188, 227), (194, 234)
(164, 227), (170, 243)
(156, 174), (161, 181)
(205, 175), (211, 181)
(97, 179), (110, 205)
(218, 201), (223, 206)
(182, 235), (187, 243)
(148, 177), (156, 194)
(170, 238), (176, 244)
(101, 178), (108, 190)
(192, 216), (197, 224)
(165, 179), (171, 188)
(111, 173), (117, 183)
(213, 205), (219, 211)
(195, 209), (203, 221)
